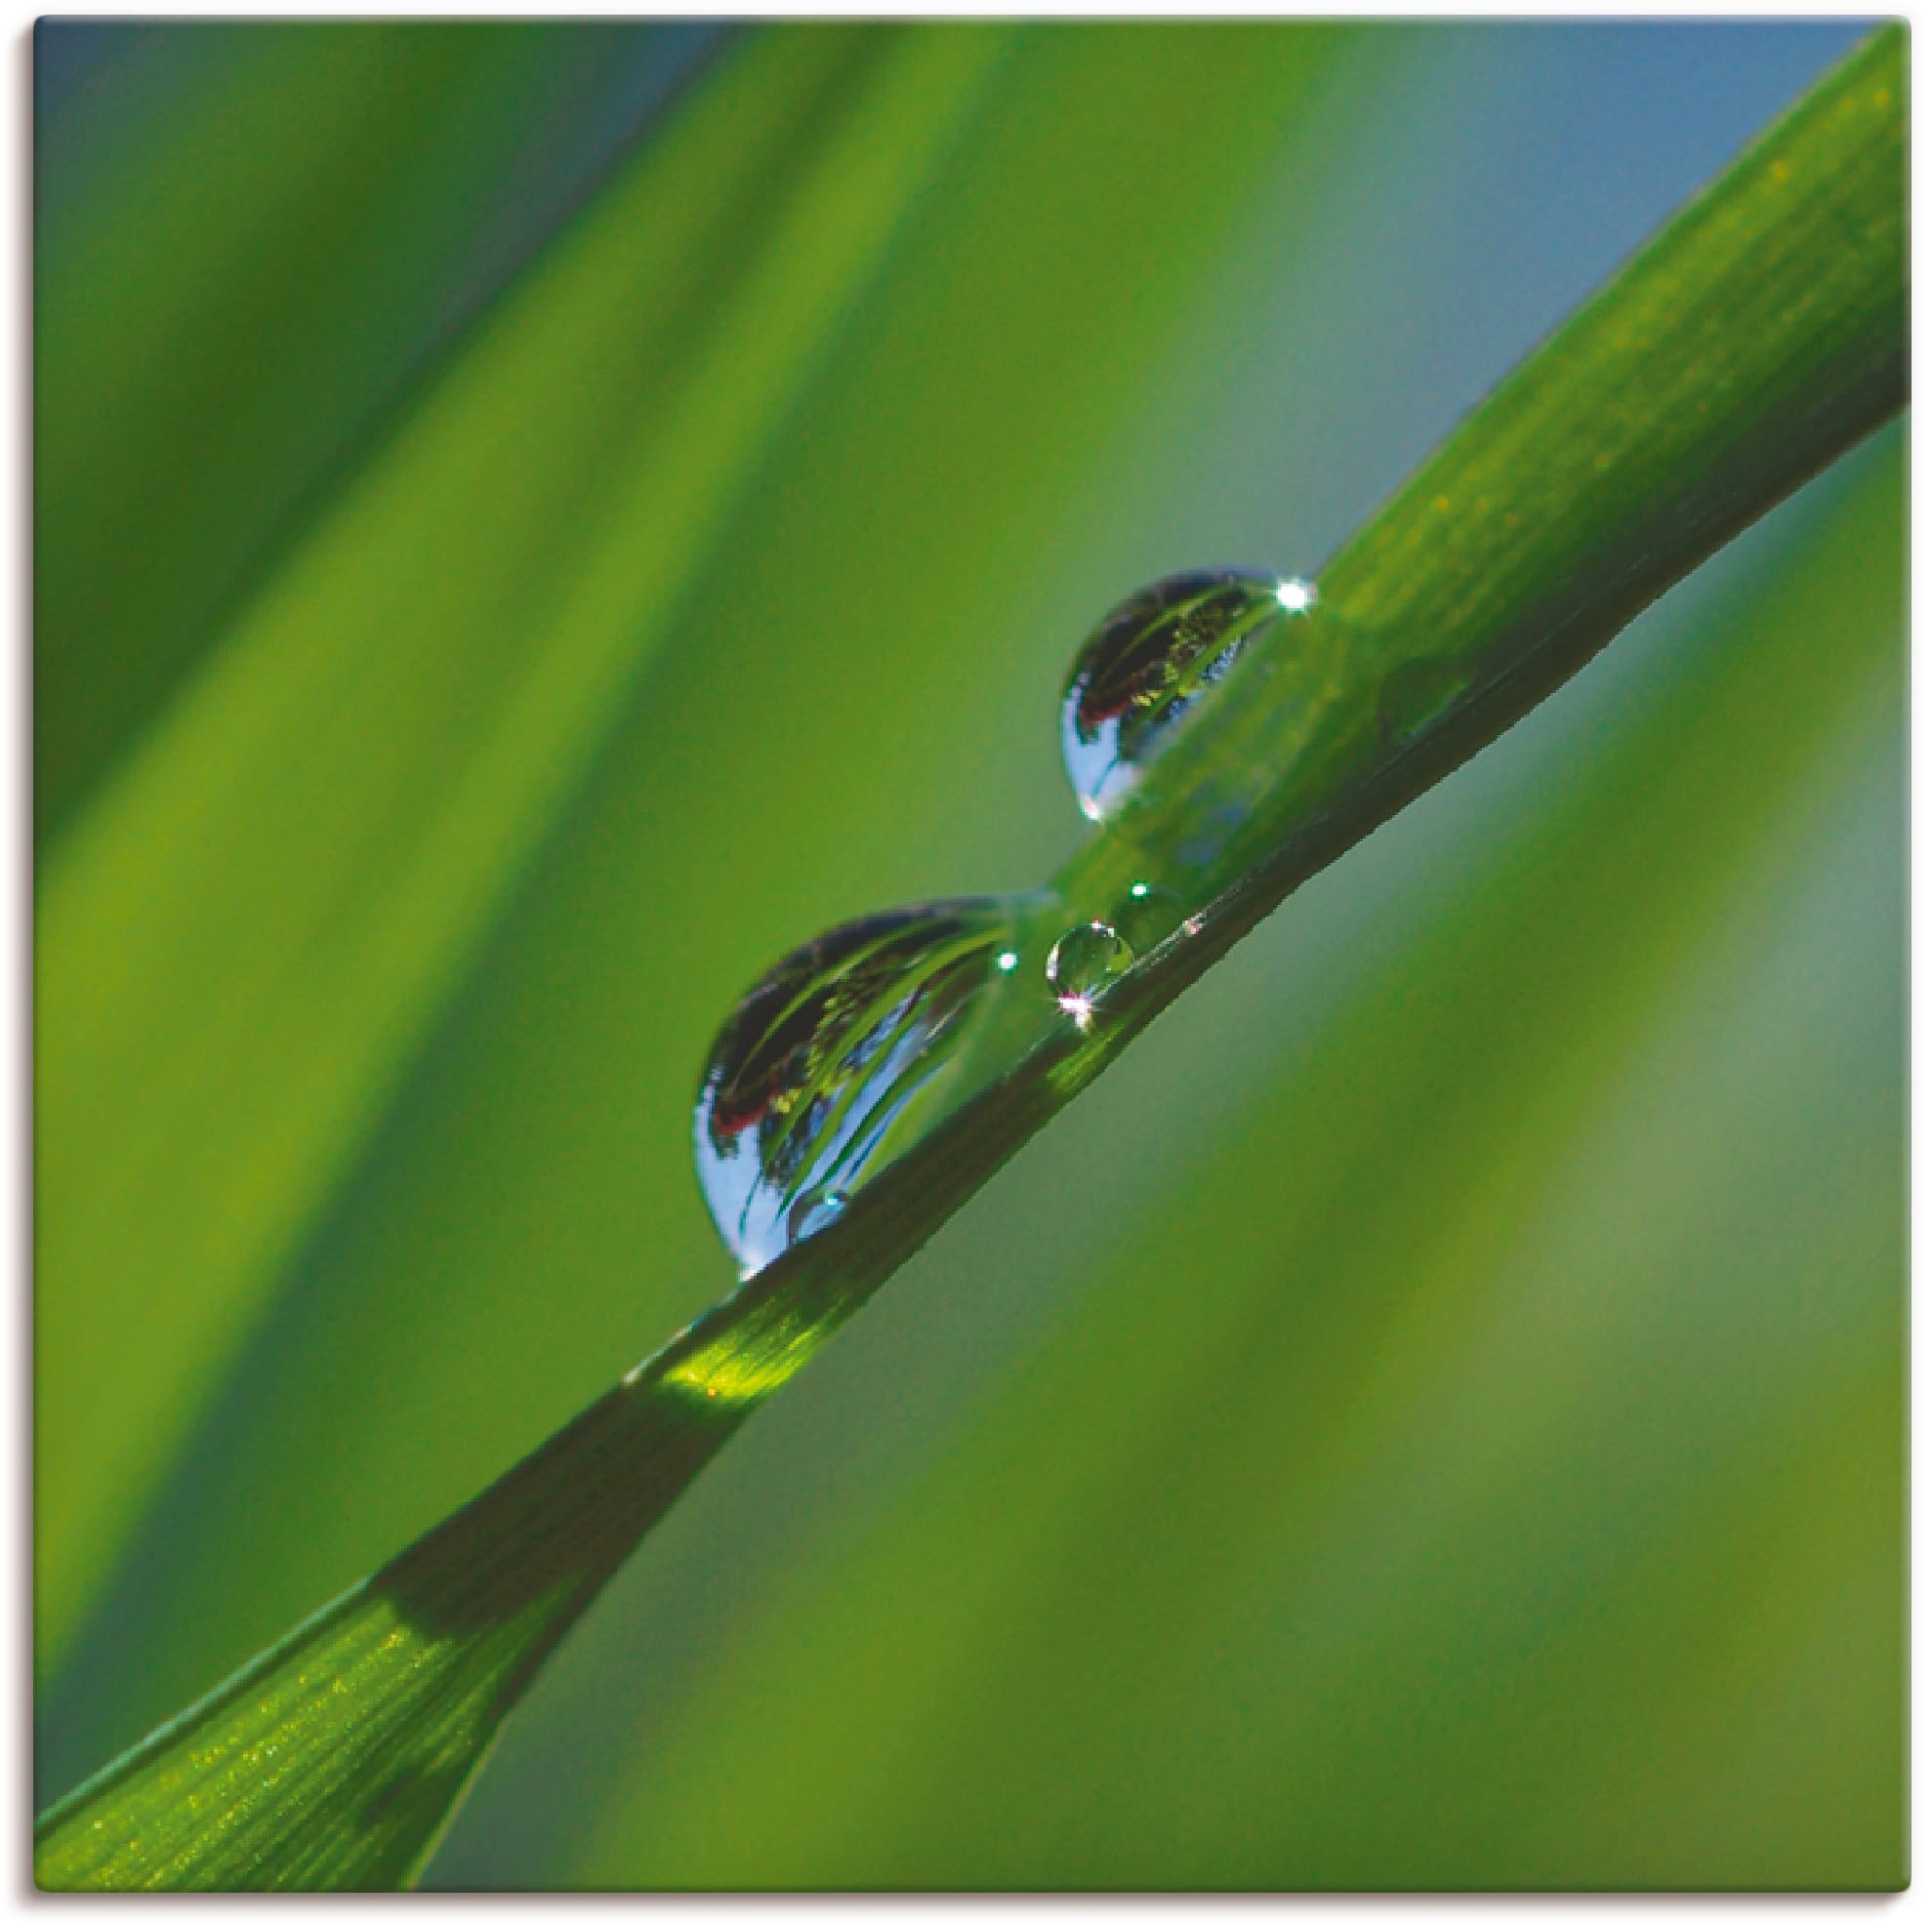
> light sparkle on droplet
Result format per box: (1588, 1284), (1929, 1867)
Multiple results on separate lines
(1045, 921), (1134, 1025)
(1274, 577), (1316, 613)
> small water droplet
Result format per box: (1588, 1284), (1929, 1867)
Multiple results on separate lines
(1060, 569), (1319, 822)
(694, 900), (1018, 1273)
(1377, 657), (1471, 748)
(1046, 921), (1133, 1021)
(1111, 880), (1184, 955)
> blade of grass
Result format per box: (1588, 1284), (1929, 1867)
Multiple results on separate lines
(37, 19), (1379, 1820)
(618, 20), (1905, 1408)
(574, 440), (1898, 1887)
(33, 1389), (747, 1892)
(35, 24), (1904, 1892)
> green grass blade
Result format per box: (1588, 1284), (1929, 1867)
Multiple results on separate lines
(1047, 19), (1905, 954)
(35, 1389), (745, 1891)
(35, 25), (1903, 1892)
(571, 438), (1900, 1888)
(616, 20), (1907, 1408)
(38, 19), (1375, 1813)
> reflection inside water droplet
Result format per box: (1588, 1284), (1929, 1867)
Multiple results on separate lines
(1046, 921), (1134, 1025)
(787, 1185), (848, 1241)
(1377, 656), (1471, 749)
(1060, 569), (1318, 823)
(694, 900), (1020, 1274)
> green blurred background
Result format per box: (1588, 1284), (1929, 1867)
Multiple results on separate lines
(33, 20), (1902, 1890)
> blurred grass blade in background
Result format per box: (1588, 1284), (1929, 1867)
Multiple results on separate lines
(35, 20), (1007, 1666)
(35, 24), (1904, 1892)
(34, 20), (724, 845)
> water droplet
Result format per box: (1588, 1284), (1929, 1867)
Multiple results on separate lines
(1060, 569), (1318, 822)
(1046, 921), (1133, 1021)
(694, 900), (1018, 1274)
(1377, 656), (1470, 749)
(1110, 880), (1184, 955)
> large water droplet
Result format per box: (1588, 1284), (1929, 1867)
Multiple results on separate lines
(694, 900), (1018, 1274)
(1377, 656), (1471, 749)
(1046, 921), (1133, 1021)
(1061, 569), (1317, 822)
